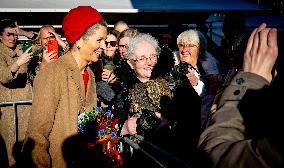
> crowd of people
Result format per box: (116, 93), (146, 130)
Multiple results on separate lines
(0, 5), (283, 168)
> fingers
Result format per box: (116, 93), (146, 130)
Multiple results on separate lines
(244, 27), (258, 57)
(155, 112), (162, 119)
(126, 117), (137, 135)
(17, 53), (32, 66)
(48, 31), (58, 40)
(243, 22), (278, 82)
(43, 50), (56, 62)
(259, 27), (270, 50)
(186, 70), (198, 86)
(268, 28), (278, 48)
(101, 69), (116, 83)
(243, 23), (267, 71)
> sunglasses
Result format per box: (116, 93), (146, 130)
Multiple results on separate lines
(105, 41), (117, 47)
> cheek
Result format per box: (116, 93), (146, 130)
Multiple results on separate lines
(90, 52), (100, 62)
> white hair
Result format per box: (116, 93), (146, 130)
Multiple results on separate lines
(177, 29), (207, 50)
(125, 33), (161, 60)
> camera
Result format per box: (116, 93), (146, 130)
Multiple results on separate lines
(169, 61), (194, 89)
(174, 61), (191, 75)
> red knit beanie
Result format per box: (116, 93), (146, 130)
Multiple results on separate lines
(62, 6), (104, 44)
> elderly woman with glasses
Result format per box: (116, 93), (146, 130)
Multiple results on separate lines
(114, 33), (202, 168)
(176, 29), (221, 127)
(114, 34), (161, 130)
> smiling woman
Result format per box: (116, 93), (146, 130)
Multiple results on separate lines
(21, 6), (108, 168)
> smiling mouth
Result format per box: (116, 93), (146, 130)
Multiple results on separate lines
(181, 53), (192, 58)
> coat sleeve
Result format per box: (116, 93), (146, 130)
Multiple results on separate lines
(23, 63), (60, 168)
(0, 52), (20, 84)
(198, 72), (281, 167)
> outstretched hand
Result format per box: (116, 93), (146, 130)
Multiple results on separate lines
(243, 23), (278, 83)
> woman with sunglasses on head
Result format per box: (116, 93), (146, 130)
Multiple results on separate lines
(91, 29), (121, 106)
(0, 18), (36, 167)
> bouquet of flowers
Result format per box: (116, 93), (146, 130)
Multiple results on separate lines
(78, 106), (123, 167)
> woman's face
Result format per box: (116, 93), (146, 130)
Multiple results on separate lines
(104, 34), (118, 58)
(80, 25), (107, 63)
(178, 42), (200, 65)
(0, 27), (18, 48)
(118, 36), (130, 58)
(127, 40), (158, 83)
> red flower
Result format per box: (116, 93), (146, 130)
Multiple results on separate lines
(111, 118), (119, 127)
(99, 124), (106, 129)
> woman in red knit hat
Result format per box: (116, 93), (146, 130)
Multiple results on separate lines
(21, 6), (108, 168)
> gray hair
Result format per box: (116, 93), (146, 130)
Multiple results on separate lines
(81, 21), (108, 41)
(125, 33), (161, 60)
(118, 28), (140, 41)
(177, 29), (207, 51)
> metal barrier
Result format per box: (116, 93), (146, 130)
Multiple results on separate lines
(124, 135), (191, 168)
(0, 100), (32, 142)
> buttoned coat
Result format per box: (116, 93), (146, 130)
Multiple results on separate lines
(0, 42), (32, 166)
(198, 72), (283, 167)
(23, 51), (97, 168)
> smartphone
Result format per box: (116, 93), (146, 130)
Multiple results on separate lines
(47, 39), (59, 60)
(22, 40), (32, 53)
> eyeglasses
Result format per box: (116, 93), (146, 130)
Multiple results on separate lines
(118, 44), (127, 48)
(105, 41), (117, 47)
(132, 54), (158, 63)
(178, 43), (198, 48)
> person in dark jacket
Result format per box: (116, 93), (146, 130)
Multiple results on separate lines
(198, 23), (283, 168)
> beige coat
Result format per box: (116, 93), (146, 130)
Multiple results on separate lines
(0, 42), (32, 166)
(23, 52), (97, 168)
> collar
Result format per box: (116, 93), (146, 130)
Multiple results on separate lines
(0, 42), (17, 57)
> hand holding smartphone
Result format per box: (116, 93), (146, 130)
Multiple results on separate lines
(48, 39), (59, 60)
(22, 40), (32, 53)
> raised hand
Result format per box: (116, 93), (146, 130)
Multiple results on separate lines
(102, 69), (117, 83)
(48, 31), (68, 49)
(186, 69), (199, 86)
(243, 23), (278, 83)
(42, 49), (56, 63)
